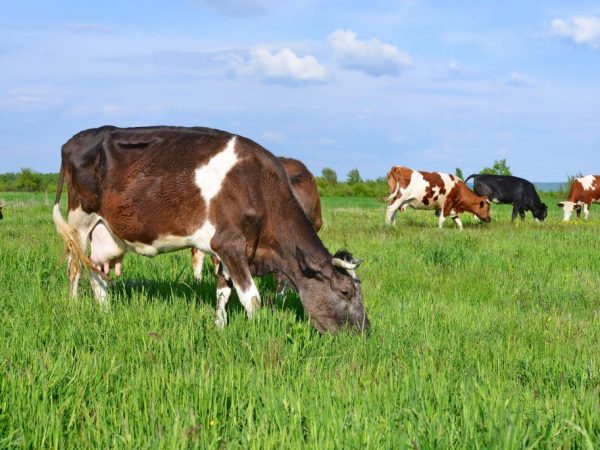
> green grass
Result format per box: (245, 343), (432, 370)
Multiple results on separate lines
(1, 192), (599, 449)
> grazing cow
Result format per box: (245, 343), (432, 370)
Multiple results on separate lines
(190, 156), (323, 286)
(558, 175), (600, 221)
(53, 126), (367, 334)
(0, 201), (4, 220)
(464, 174), (548, 222)
(385, 166), (491, 229)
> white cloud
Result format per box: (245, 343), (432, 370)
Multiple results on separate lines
(236, 47), (326, 83)
(551, 16), (600, 49)
(506, 71), (536, 88)
(448, 59), (462, 75)
(328, 29), (411, 76)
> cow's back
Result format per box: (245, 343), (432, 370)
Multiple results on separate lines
(404, 170), (458, 210)
(278, 157), (322, 232)
(61, 126), (278, 245)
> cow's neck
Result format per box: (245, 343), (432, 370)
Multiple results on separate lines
(261, 212), (331, 290)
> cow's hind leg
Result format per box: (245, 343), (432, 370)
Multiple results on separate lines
(191, 248), (204, 282)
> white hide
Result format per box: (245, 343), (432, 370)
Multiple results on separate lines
(579, 175), (596, 191)
(387, 171), (459, 225)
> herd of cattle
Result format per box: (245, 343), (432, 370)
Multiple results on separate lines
(6, 125), (600, 333)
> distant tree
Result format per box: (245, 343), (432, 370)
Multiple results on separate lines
(455, 167), (464, 180)
(346, 168), (363, 185)
(16, 168), (44, 192)
(321, 167), (338, 185)
(480, 159), (511, 176)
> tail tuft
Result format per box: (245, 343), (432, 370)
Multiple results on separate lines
(53, 204), (105, 280)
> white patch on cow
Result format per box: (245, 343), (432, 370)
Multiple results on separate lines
(90, 222), (125, 266)
(560, 201), (576, 221)
(452, 216), (463, 230)
(579, 175), (596, 191)
(90, 271), (109, 310)
(122, 137), (238, 256)
(215, 284), (232, 328)
(234, 280), (261, 318)
(438, 212), (446, 228)
(583, 203), (590, 220)
(192, 250), (204, 281)
(195, 136), (238, 202)
(124, 221), (217, 256)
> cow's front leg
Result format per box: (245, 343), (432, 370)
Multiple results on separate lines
(191, 248), (204, 282)
(215, 243), (261, 320)
(511, 205), (519, 222)
(386, 197), (403, 224)
(214, 267), (233, 328)
(519, 209), (526, 221)
(583, 203), (590, 220)
(452, 215), (463, 230)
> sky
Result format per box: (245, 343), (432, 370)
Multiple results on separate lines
(1, 0), (599, 181)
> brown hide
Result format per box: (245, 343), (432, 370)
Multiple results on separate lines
(278, 157), (323, 232)
(386, 166), (412, 200)
(566, 176), (600, 205)
(445, 181), (491, 221)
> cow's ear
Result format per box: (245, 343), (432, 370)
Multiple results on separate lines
(296, 247), (324, 279)
(557, 202), (564, 208)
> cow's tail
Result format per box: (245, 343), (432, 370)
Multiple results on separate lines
(464, 174), (477, 184)
(387, 183), (400, 202)
(52, 164), (98, 279)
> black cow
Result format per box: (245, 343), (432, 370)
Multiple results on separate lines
(464, 174), (547, 222)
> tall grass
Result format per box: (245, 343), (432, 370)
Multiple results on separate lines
(1, 193), (599, 448)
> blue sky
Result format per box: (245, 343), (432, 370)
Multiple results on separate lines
(1, 0), (599, 180)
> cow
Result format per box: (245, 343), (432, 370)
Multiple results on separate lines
(52, 126), (368, 334)
(0, 201), (4, 220)
(385, 166), (491, 229)
(190, 156), (323, 288)
(464, 174), (548, 222)
(558, 175), (600, 221)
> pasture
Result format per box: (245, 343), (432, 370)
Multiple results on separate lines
(1, 192), (599, 448)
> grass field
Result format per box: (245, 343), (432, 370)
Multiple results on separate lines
(1, 192), (600, 448)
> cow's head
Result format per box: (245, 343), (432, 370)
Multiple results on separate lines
(557, 201), (582, 221)
(296, 248), (368, 334)
(473, 196), (492, 222)
(533, 202), (548, 221)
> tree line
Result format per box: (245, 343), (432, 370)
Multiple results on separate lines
(0, 160), (571, 198)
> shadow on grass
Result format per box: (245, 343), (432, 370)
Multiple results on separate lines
(110, 272), (306, 322)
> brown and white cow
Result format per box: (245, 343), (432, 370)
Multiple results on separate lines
(53, 126), (368, 334)
(385, 166), (491, 229)
(190, 156), (323, 285)
(558, 175), (600, 221)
